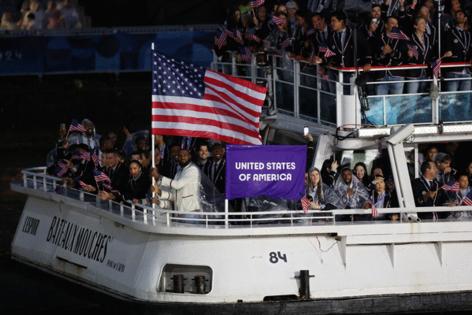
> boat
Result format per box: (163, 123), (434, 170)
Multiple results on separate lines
(10, 52), (472, 314)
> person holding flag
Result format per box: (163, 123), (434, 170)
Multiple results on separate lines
(150, 47), (266, 210)
(363, 175), (398, 221)
(372, 16), (409, 124)
(405, 17), (434, 95)
(446, 174), (472, 219)
(326, 11), (372, 95)
(413, 161), (448, 220)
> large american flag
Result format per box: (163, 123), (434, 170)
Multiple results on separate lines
(151, 51), (266, 144)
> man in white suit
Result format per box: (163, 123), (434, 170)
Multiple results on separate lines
(154, 149), (201, 211)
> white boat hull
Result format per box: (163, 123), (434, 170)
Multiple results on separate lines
(11, 186), (472, 312)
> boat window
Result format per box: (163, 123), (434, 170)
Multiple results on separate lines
(158, 264), (212, 294)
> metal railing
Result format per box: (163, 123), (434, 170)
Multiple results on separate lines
(15, 167), (472, 230)
(211, 52), (472, 129)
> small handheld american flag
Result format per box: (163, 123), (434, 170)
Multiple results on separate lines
(463, 196), (472, 206)
(272, 15), (284, 26)
(215, 29), (227, 49)
(68, 121), (86, 134)
(387, 28), (410, 41)
(239, 47), (252, 62)
(301, 195), (311, 213)
(94, 169), (112, 190)
(245, 33), (261, 43)
(91, 148), (100, 167)
(407, 44), (419, 59)
(72, 151), (90, 161)
(249, 0), (265, 8)
(56, 160), (69, 177)
(319, 46), (336, 58)
(371, 204), (378, 218)
(432, 58), (442, 78)
(441, 181), (460, 192)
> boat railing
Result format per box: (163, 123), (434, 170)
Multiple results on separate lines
(16, 167), (472, 230)
(211, 51), (472, 130)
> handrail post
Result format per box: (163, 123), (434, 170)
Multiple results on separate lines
(131, 204), (136, 221)
(152, 209), (156, 225)
(250, 54), (257, 83)
(166, 212), (170, 226)
(211, 49), (218, 71)
(120, 203), (124, 216)
(383, 95), (388, 125)
(293, 60), (300, 118)
(231, 52), (237, 76)
(33, 175), (37, 189)
(316, 64), (321, 123)
(23, 173), (27, 187)
(336, 69), (344, 128)
(143, 208), (148, 224)
(432, 90), (439, 125)
(43, 176), (47, 191)
(79, 191), (84, 201)
(225, 199), (229, 228)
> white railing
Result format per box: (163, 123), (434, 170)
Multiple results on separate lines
(15, 167), (472, 230)
(212, 51), (472, 129)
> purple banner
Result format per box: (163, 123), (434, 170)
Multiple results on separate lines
(226, 145), (307, 200)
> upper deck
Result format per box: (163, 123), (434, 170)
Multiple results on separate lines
(211, 52), (472, 141)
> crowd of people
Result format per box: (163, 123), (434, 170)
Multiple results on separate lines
(0, 0), (83, 31)
(46, 119), (229, 212)
(43, 120), (472, 223)
(215, 0), (472, 97)
(303, 143), (472, 220)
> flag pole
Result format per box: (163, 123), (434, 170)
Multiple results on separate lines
(224, 199), (229, 228)
(437, 0), (442, 86)
(151, 42), (156, 209)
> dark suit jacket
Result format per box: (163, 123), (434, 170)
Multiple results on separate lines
(412, 177), (448, 219)
(327, 27), (372, 67)
(203, 158), (226, 194)
(105, 162), (129, 195)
